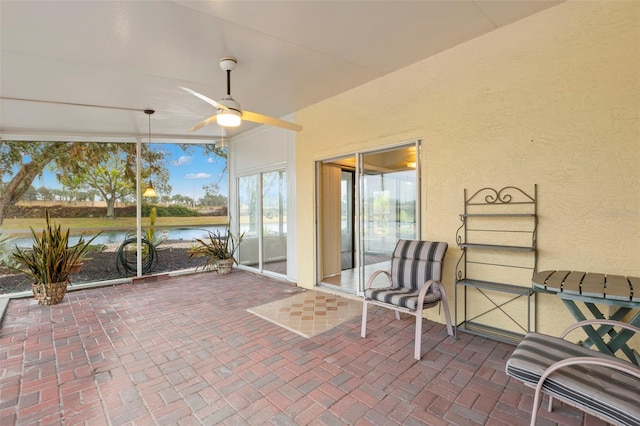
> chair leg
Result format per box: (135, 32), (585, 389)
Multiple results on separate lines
(414, 313), (422, 360)
(361, 300), (368, 338)
(439, 286), (454, 337)
(394, 310), (401, 321)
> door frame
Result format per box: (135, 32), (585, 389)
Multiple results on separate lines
(315, 139), (422, 294)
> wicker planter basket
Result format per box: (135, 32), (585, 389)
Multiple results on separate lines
(31, 280), (69, 305)
(216, 258), (234, 274)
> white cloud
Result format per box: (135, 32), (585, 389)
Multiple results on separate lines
(170, 155), (191, 166)
(185, 172), (212, 179)
(207, 157), (215, 163)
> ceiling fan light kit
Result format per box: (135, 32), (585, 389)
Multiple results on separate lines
(217, 110), (241, 127)
(182, 56), (302, 132)
(216, 96), (242, 127)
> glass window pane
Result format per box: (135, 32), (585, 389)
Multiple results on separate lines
(237, 175), (260, 267)
(1, 141), (229, 294)
(262, 171), (287, 274)
(361, 146), (417, 264)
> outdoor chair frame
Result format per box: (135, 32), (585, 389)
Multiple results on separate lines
(360, 239), (454, 360)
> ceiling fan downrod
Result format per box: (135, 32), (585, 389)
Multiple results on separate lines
(219, 57), (237, 97)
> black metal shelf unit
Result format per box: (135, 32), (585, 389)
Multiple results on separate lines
(454, 185), (538, 344)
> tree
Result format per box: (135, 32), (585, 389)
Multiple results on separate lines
(23, 186), (39, 201)
(1, 141), (226, 225)
(58, 173), (85, 204)
(37, 186), (53, 201)
(199, 193), (228, 207)
(0, 141), (69, 226)
(200, 144), (228, 204)
(170, 194), (194, 206)
(56, 143), (171, 218)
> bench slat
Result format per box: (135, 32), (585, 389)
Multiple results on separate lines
(562, 271), (585, 295)
(606, 275), (632, 302)
(629, 277), (640, 303)
(581, 273), (605, 299)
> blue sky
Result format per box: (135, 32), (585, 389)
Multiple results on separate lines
(164, 144), (228, 200)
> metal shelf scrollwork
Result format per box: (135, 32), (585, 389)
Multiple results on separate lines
(466, 186), (536, 206)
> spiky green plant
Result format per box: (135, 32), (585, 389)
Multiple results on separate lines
(188, 226), (244, 271)
(11, 211), (100, 284)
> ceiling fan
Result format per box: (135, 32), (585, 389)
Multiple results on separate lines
(181, 57), (302, 132)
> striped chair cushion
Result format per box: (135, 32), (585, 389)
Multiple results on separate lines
(506, 332), (640, 426)
(364, 287), (442, 310)
(390, 240), (447, 290)
(364, 240), (448, 310)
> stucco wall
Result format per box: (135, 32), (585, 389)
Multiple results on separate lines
(294, 0), (640, 336)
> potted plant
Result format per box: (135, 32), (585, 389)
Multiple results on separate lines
(188, 226), (244, 274)
(11, 211), (100, 305)
(68, 241), (104, 274)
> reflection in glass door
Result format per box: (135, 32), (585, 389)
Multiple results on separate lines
(237, 170), (288, 276)
(317, 142), (419, 294)
(262, 171), (287, 274)
(359, 145), (418, 291)
(238, 175), (260, 268)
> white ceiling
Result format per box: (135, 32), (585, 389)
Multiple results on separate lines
(0, 0), (561, 143)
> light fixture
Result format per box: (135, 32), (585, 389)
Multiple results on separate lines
(143, 181), (157, 198)
(142, 109), (158, 198)
(407, 162), (416, 168)
(216, 96), (242, 127)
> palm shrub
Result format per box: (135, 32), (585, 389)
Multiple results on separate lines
(12, 211), (100, 293)
(188, 226), (244, 271)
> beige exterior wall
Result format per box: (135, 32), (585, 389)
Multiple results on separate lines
(294, 1), (640, 336)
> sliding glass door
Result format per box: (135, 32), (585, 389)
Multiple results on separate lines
(317, 141), (420, 294)
(262, 171), (287, 274)
(237, 169), (287, 276)
(359, 145), (419, 290)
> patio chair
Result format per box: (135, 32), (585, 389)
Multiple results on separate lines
(361, 239), (453, 360)
(506, 319), (640, 426)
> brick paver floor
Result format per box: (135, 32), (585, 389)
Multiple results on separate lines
(0, 270), (607, 425)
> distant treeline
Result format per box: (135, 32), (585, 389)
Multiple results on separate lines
(7, 204), (227, 219)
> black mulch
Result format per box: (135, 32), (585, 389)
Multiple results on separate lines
(0, 246), (207, 295)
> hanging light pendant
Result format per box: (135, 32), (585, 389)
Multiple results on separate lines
(143, 181), (157, 198)
(143, 109), (158, 198)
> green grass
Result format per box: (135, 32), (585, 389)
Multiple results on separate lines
(1, 216), (229, 235)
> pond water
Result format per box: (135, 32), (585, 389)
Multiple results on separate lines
(11, 226), (227, 248)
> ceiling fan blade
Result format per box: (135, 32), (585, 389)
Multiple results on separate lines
(241, 110), (303, 132)
(180, 86), (229, 111)
(189, 115), (218, 132)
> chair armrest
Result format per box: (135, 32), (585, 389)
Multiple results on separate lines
(417, 279), (441, 305)
(560, 319), (640, 339)
(364, 270), (391, 290)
